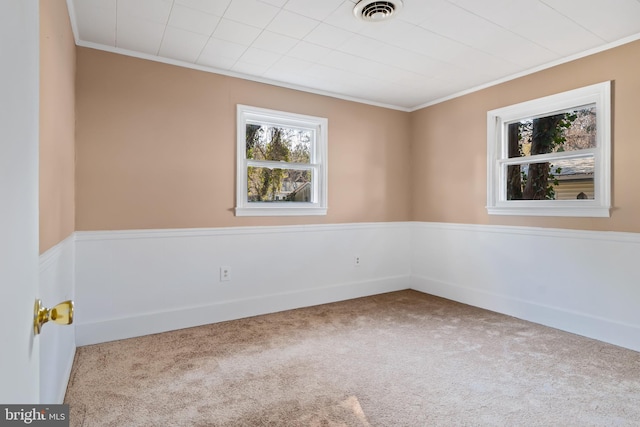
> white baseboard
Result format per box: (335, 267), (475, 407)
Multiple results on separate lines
(76, 275), (411, 346)
(55, 344), (76, 404)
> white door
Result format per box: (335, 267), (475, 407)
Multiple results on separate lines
(0, 0), (41, 403)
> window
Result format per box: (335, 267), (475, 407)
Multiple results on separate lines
(236, 105), (328, 216)
(486, 81), (611, 217)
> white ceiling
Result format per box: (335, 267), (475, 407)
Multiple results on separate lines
(69, 0), (640, 110)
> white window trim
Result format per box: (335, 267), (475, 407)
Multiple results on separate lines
(486, 81), (611, 217)
(236, 105), (328, 217)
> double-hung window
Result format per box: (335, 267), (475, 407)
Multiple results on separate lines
(487, 81), (611, 217)
(236, 105), (328, 216)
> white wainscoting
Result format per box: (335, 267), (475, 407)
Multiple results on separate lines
(74, 223), (413, 346)
(39, 235), (76, 403)
(73, 221), (640, 353)
(411, 222), (640, 352)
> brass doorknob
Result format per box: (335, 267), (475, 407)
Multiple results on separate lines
(33, 299), (74, 335)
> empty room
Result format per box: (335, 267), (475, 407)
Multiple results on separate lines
(3, 0), (640, 425)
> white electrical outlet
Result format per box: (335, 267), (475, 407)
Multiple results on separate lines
(220, 266), (231, 281)
(354, 256), (361, 266)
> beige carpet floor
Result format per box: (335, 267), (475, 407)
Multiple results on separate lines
(65, 290), (640, 426)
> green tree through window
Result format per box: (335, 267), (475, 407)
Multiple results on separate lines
(246, 126), (311, 202)
(506, 108), (594, 200)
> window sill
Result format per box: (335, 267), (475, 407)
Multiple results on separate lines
(487, 204), (610, 217)
(235, 206), (328, 217)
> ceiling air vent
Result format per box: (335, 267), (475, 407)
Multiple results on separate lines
(354, 0), (403, 22)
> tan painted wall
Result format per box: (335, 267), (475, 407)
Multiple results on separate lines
(411, 39), (640, 233)
(75, 37), (640, 233)
(75, 48), (411, 230)
(39, 0), (76, 253)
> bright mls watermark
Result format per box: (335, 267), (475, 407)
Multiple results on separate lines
(0, 405), (68, 426)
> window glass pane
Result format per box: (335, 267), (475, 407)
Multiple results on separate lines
(245, 124), (312, 164)
(506, 157), (594, 200)
(247, 167), (312, 202)
(507, 105), (596, 159)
